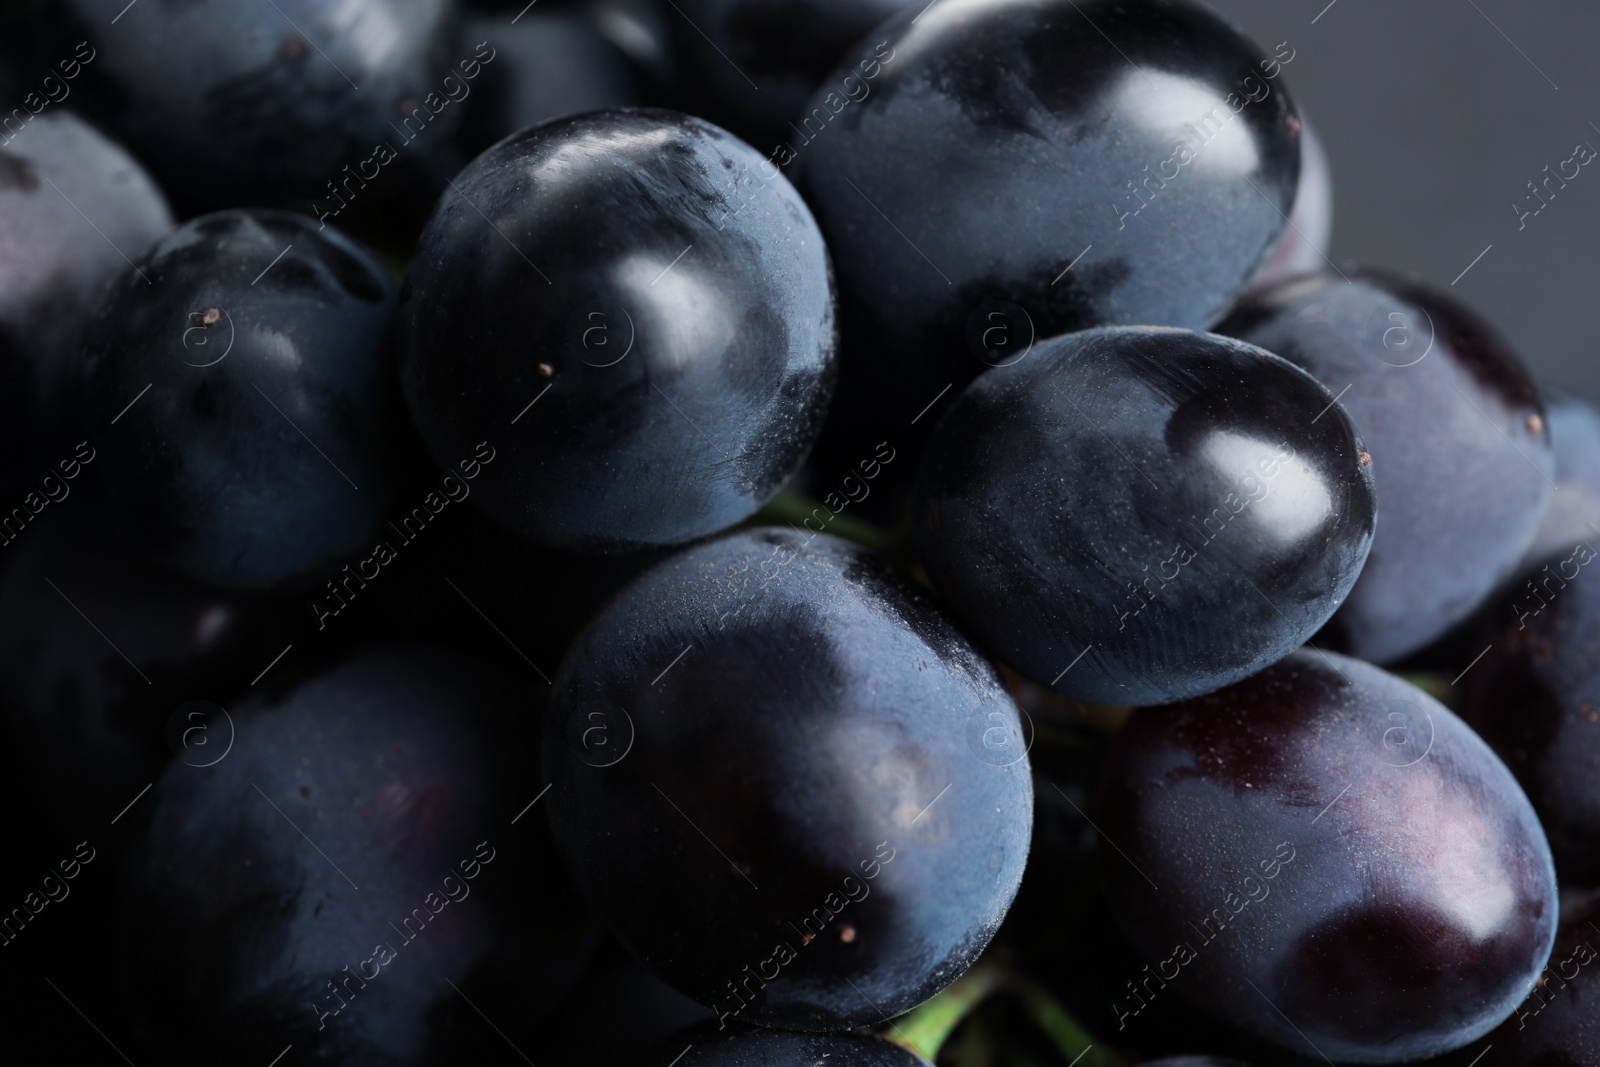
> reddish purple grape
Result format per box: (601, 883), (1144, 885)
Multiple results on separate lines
(1471, 892), (1600, 1064)
(1464, 540), (1600, 886)
(1220, 271), (1554, 663)
(1518, 387), (1600, 572)
(1095, 650), (1557, 1063)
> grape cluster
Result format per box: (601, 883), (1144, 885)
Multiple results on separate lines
(0, 1), (1593, 1065)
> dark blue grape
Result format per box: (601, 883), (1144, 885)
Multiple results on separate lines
(0, 111), (170, 495)
(1096, 650), (1557, 1064)
(398, 109), (836, 554)
(792, 0), (1301, 440)
(916, 326), (1375, 705)
(542, 528), (1032, 1030)
(71, 209), (400, 591)
(1219, 271), (1554, 663)
(118, 648), (595, 1065)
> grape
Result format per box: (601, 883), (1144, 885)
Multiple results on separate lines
(398, 108), (836, 553)
(916, 326), (1374, 705)
(793, 0), (1301, 439)
(1219, 271), (1554, 663)
(1095, 650), (1557, 1063)
(71, 209), (400, 590)
(1464, 539), (1600, 886)
(56, 0), (461, 207)
(1473, 891), (1600, 1065)
(996, 753), (1287, 1063)
(1517, 387), (1600, 572)
(0, 111), (170, 495)
(119, 648), (595, 1064)
(543, 528), (1032, 1029)
(0, 3), (1587, 1063)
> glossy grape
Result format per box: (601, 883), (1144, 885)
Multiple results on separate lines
(792, 0), (1301, 428)
(119, 648), (595, 1065)
(1473, 892), (1600, 1064)
(1219, 271), (1554, 663)
(1095, 650), (1557, 1063)
(72, 209), (400, 591)
(1464, 542), (1600, 886)
(916, 326), (1375, 705)
(0, 111), (171, 495)
(398, 109), (836, 554)
(996, 749), (1288, 1063)
(543, 528), (1032, 1030)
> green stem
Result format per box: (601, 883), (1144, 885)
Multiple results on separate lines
(1010, 975), (1123, 1067)
(884, 961), (1125, 1067)
(753, 490), (900, 552)
(888, 960), (1009, 1060)
(1396, 670), (1459, 711)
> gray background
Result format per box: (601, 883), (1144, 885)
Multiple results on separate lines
(1205, 0), (1599, 395)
